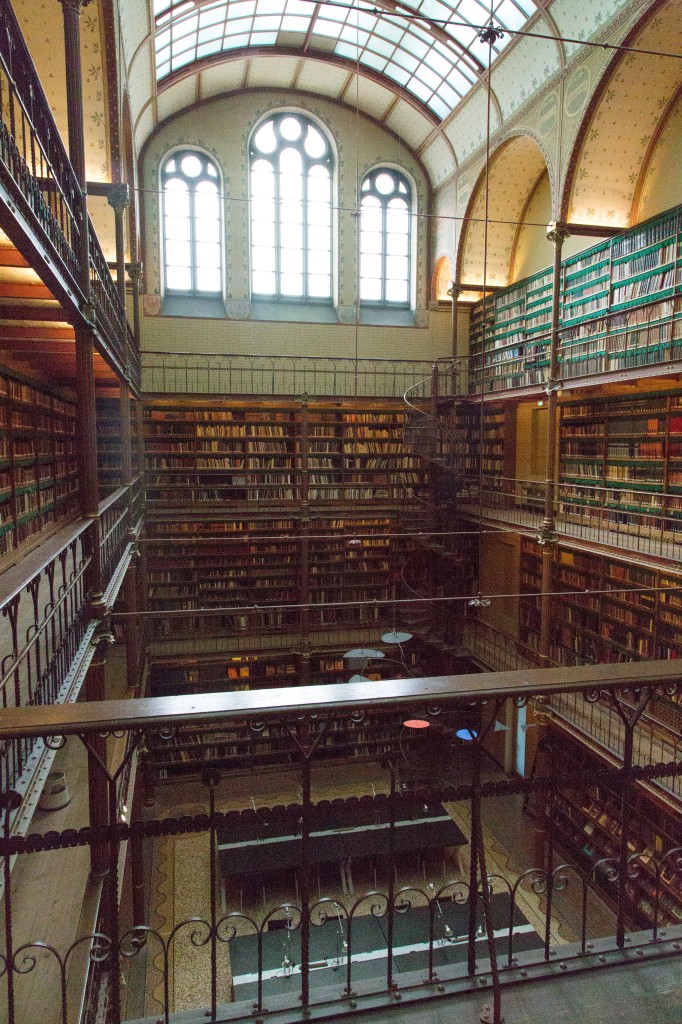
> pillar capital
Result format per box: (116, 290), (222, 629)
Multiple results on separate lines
(127, 262), (143, 285)
(107, 182), (130, 214)
(58, 0), (94, 14)
(546, 221), (571, 246)
(447, 281), (460, 300)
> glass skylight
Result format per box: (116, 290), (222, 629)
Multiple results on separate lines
(154, 0), (538, 121)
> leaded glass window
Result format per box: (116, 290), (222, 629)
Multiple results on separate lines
(250, 114), (332, 301)
(161, 150), (222, 294)
(360, 169), (411, 305)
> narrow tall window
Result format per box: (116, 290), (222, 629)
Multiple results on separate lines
(360, 169), (412, 305)
(250, 114), (332, 301)
(162, 151), (222, 294)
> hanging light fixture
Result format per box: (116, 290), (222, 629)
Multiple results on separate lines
(381, 629), (413, 644)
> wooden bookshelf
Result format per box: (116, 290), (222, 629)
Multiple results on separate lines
(96, 393), (123, 498)
(518, 537), (543, 655)
(149, 708), (406, 779)
(145, 516), (302, 618)
(144, 399), (299, 506)
(469, 269), (553, 393)
(147, 645), (426, 779)
(440, 400), (516, 495)
(143, 397), (424, 507)
(559, 389), (682, 527)
(540, 729), (682, 929)
(518, 540), (682, 667)
(468, 204), (682, 394)
(0, 371), (78, 559)
(141, 396), (447, 777)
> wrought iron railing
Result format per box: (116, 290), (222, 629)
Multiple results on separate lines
(0, 1), (81, 285)
(0, 522), (92, 797)
(459, 619), (682, 802)
(88, 224), (128, 377)
(549, 691), (682, 800)
(0, 0), (137, 383)
(455, 474), (682, 560)
(141, 351), (437, 397)
(0, 479), (143, 805)
(1, 661), (682, 1024)
(98, 483), (136, 590)
(460, 618), (545, 673)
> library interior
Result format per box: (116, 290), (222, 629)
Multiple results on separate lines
(1, 1), (682, 1022)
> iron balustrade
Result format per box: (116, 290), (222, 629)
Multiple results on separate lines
(0, 662), (681, 1024)
(459, 617), (682, 803)
(0, 0), (81, 285)
(549, 691), (682, 801)
(0, 0), (137, 384)
(98, 482), (139, 591)
(141, 351), (437, 398)
(0, 522), (92, 798)
(454, 473), (682, 559)
(148, 614), (391, 659)
(460, 618), (545, 674)
(0, 479), (143, 810)
(88, 224), (128, 379)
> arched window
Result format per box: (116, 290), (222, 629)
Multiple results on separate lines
(161, 150), (222, 294)
(360, 169), (412, 306)
(250, 114), (332, 301)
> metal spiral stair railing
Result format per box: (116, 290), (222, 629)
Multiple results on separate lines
(402, 361), (462, 473)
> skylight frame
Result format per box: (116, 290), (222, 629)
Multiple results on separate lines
(153, 0), (539, 121)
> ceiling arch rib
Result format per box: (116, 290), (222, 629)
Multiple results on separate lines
(457, 132), (550, 288)
(563, 0), (682, 228)
(152, 0), (540, 122)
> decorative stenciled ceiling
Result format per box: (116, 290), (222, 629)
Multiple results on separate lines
(458, 134), (548, 286)
(12, 1), (110, 182)
(566, 0), (682, 227)
(152, 0), (539, 121)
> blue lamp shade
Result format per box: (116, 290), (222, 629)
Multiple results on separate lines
(456, 728), (478, 741)
(381, 630), (413, 644)
(348, 674), (370, 683)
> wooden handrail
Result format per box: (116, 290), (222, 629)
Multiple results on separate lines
(0, 658), (678, 739)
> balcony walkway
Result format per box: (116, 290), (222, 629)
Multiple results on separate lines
(461, 501), (681, 564)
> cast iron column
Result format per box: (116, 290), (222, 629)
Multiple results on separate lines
(538, 223), (570, 661)
(59, 0), (102, 596)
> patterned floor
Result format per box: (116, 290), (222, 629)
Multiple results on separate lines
(134, 762), (615, 1018)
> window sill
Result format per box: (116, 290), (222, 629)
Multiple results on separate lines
(249, 300), (337, 324)
(359, 307), (415, 327)
(161, 295), (225, 318)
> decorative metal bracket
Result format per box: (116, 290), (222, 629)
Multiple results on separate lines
(80, 299), (96, 325)
(535, 526), (558, 547)
(478, 21), (504, 45)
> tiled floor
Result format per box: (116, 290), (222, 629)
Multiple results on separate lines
(129, 758), (617, 1020)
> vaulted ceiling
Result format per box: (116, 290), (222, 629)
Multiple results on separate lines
(13, 0), (682, 273)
